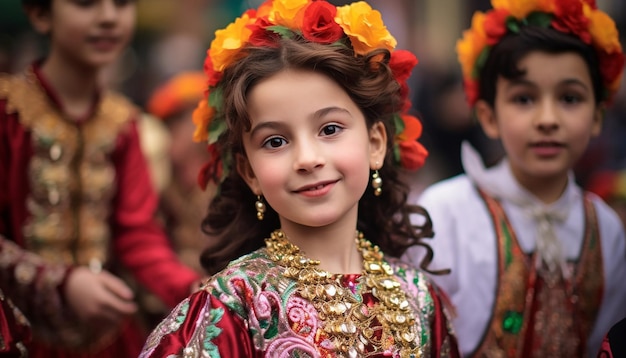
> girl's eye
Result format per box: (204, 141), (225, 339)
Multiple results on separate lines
(321, 124), (342, 136)
(262, 137), (287, 149)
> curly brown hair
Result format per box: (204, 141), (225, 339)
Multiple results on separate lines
(200, 36), (438, 275)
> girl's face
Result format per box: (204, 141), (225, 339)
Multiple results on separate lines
(239, 69), (386, 232)
(476, 51), (602, 191)
(30, 0), (136, 69)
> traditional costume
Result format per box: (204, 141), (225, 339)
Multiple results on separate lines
(404, 144), (626, 357)
(141, 230), (458, 357)
(0, 63), (200, 357)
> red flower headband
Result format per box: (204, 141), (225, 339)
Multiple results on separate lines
(193, 0), (428, 190)
(457, 0), (625, 107)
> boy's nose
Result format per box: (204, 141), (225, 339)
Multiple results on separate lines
(535, 100), (559, 131)
(98, 0), (120, 22)
(293, 140), (325, 173)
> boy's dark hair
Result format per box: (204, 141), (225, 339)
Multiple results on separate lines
(479, 25), (603, 107)
(22, 0), (51, 9)
(199, 36), (435, 275)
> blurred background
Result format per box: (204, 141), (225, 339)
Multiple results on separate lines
(1, 0), (625, 195)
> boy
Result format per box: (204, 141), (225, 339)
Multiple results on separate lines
(403, 1), (626, 357)
(0, 0), (200, 356)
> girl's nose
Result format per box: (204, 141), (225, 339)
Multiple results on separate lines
(292, 139), (325, 173)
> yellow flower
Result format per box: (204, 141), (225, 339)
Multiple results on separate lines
(209, 12), (255, 72)
(456, 11), (487, 79)
(335, 1), (396, 55)
(588, 9), (622, 54)
(491, 0), (553, 19)
(192, 99), (215, 142)
(269, 0), (310, 29)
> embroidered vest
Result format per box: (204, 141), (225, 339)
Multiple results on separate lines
(0, 70), (135, 350)
(473, 191), (603, 358)
(0, 70), (133, 270)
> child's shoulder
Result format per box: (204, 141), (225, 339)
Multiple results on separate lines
(200, 248), (286, 311)
(585, 191), (625, 232)
(386, 256), (435, 291)
(419, 173), (479, 207)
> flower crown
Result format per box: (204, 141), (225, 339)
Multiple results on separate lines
(457, 0), (625, 107)
(192, 0), (428, 190)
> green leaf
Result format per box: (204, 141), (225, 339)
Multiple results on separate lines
(525, 12), (553, 28)
(208, 119), (227, 145)
(393, 113), (405, 136)
(267, 25), (294, 38)
(208, 87), (223, 111)
(506, 17), (521, 33)
(472, 47), (491, 78)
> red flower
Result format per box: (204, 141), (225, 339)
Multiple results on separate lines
(399, 140), (428, 171)
(248, 16), (282, 48)
(552, 0), (591, 44)
(389, 50), (418, 82)
(599, 50), (625, 93)
(464, 79), (480, 107)
(203, 51), (223, 87)
(197, 144), (223, 190)
(301, 1), (344, 44)
(484, 9), (509, 46)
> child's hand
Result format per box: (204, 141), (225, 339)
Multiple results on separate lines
(64, 267), (138, 327)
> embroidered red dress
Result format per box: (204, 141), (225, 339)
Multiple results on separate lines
(140, 249), (459, 357)
(0, 64), (200, 357)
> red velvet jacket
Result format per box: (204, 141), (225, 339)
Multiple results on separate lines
(0, 65), (200, 354)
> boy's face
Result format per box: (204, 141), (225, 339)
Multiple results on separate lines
(476, 51), (602, 189)
(29, 0), (136, 69)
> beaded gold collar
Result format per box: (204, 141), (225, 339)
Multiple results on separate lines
(265, 230), (420, 357)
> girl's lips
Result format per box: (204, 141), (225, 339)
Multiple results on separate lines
(294, 181), (337, 198)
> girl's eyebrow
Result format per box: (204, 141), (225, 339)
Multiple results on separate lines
(249, 106), (352, 138)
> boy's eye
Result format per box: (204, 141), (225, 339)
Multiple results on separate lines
(321, 124), (342, 136)
(73, 0), (95, 6)
(512, 94), (533, 105)
(561, 94), (582, 104)
(262, 137), (287, 149)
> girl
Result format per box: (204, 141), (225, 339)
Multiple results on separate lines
(403, 0), (626, 357)
(140, 1), (459, 357)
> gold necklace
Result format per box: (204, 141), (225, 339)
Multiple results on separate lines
(265, 230), (421, 358)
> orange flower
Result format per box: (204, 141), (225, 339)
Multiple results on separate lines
(209, 12), (256, 72)
(588, 9), (622, 54)
(456, 12), (487, 79)
(192, 99), (215, 143)
(491, 0), (553, 19)
(268, 0), (310, 29)
(335, 1), (396, 55)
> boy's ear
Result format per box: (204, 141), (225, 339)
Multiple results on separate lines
(474, 100), (500, 139)
(24, 6), (52, 35)
(590, 104), (604, 137)
(368, 121), (387, 168)
(236, 153), (261, 195)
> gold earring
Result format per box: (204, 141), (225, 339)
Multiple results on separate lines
(255, 195), (266, 220)
(372, 170), (382, 196)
